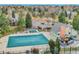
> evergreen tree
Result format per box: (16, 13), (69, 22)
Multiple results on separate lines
(55, 38), (60, 54)
(48, 39), (55, 54)
(59, 12), (66, 23)
(25, 13), (32, 28)
(72, 13), (79, 30)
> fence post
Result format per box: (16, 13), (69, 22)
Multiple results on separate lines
(64, 47), (65, 54)
(70, 46), (71, 54)
(75, 47), (77, 54)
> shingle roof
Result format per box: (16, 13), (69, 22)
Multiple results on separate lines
(52, 23), (72, 34)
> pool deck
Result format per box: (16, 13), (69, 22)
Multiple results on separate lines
(0, 32), (51, 54)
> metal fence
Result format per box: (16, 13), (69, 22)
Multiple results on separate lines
(60, 47), (79, 54)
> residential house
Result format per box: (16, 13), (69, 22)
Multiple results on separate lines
(51, 23), (77, 42)
(32, 17), (53, 30)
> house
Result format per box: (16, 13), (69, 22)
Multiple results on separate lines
(32, 17), (52, 30)
(51, 23), (77, 42)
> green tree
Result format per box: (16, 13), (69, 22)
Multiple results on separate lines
(0, 29), (2, 38)
(72, 13), (79, 30)
(0, 14), (10, 35)
(28, 7), (32, 12)
(48, 39), (55, 54)
(59, 12), (66, 23)
(51, 13), (56, 19)
(25, 13), (32, 28)
(1, 8), (8, 14)
(17, 18), (25, 31)
(55, 38), (60, 54)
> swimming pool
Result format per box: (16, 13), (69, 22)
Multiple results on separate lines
(7, 34), (48, 48)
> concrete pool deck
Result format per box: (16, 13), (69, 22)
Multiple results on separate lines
(0, 32), (51, 54)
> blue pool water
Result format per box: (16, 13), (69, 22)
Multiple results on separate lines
(7, 34), (48, 48)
